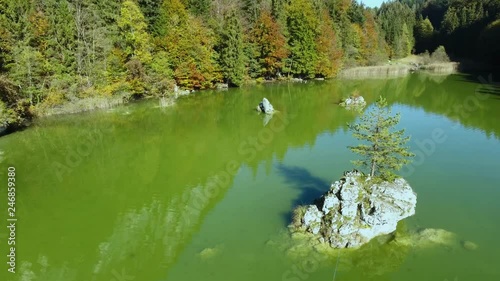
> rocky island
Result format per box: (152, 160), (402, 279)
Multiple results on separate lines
(291, 170), (417, 248)
(339, 92), (367, 109)
(289, 96), (417, 249)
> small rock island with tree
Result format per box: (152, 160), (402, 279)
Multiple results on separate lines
(290, 96), (416, 248)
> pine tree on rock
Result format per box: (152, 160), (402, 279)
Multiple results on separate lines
(348, 96), (414, 181)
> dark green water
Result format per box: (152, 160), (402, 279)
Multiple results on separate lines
(1, 73), (499, 281)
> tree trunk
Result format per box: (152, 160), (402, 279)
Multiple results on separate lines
(371, 125), (379, 177)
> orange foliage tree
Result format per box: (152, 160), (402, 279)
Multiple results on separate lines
(159, 0), (217, 89)
(315, 11), (343, 78)
(249, 10), (288, 78)
(361, 10), (381, 65)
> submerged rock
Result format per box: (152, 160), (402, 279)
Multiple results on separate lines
(291, 170), (417, 248)
(406, 228), (456, 248)
(256, 98), (274, 114)
(268, 224), (468, 277)
(462, 240), (478, 251)
(198, 246), (222, 260)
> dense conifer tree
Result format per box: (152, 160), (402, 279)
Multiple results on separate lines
(285, 0), (318, 78)
(218, 11), (246, 86)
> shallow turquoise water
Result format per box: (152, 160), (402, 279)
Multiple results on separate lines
(0, 73), (499, 281)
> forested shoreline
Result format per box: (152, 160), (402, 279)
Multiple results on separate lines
(0, 0), (499, 133)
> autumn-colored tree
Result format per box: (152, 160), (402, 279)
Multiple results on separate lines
(117, 0), (152, 95)
(250, 10), (288, 78)
(0, 75), (33, 130)
(156, 0), (188, 37)
(159, 1), (217, 90)
(314, 11), (342, 77)
(5, 0), (499, 138)
(360, 10), (380, 64)
(343, 23), (363, 66)
(28, 10), (49, 50)
(118, 0), (152, 64)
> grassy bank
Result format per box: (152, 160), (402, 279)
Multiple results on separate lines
(420, 62), (459, 73)
(339, 54), (461, 79)
(34, 94), (131, 117)
(339, 65), (411, 79)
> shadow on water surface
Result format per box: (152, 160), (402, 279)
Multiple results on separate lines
(276, 164), (330, 225)
(458, 72), (500, 97)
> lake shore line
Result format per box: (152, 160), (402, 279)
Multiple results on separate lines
(27, 57), (500, 118)
(1, 59), (496, 138)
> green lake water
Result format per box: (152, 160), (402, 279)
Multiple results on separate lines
(1, 73), (499, 281)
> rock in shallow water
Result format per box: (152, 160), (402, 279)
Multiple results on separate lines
(257, 98), (274, 114)
(198, 246), (222, 260)
(303, 206), (322, 235)
(462, 240), (478, 251)
(408, 228), (456, 248)
(294, 170), (417, 248)
(340, 96), (366, 108)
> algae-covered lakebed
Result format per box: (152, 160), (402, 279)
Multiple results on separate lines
(0, 73), (499, 281)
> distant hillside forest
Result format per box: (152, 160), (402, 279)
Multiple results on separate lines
(1, 0), (499, 130)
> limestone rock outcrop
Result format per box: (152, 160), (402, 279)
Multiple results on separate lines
(294, 170), (417, 248)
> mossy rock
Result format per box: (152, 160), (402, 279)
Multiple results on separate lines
(290, 231), (313, 241)
(198, 245), (222, 260)
(411, 228), (456, 248)
(461, 240), (478, 251)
